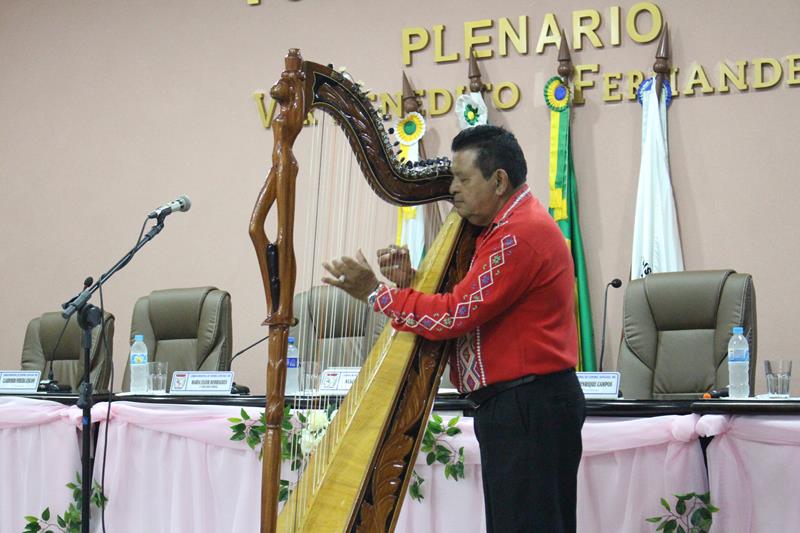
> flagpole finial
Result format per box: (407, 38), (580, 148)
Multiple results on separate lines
(401, 71), (420, 116)
(400, 71), (427, 158)
(468, 51), (486, 93)
(653, 23), (671, 102)
(557, 29), (573, 82)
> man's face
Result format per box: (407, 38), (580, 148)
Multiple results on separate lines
(449, 148), (503, 227)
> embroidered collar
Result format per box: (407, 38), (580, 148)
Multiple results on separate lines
(481, 184), (531, 237)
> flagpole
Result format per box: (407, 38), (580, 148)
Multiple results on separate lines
(653, 24), (670, 103)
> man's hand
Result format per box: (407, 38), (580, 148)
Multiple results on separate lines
(322, 250), (380, 302)
(377, 245), (415, 288)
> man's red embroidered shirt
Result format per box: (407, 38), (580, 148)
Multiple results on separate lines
(373, 184), (578, 393)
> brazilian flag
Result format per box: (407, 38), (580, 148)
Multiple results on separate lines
(544, 76), (596, 371)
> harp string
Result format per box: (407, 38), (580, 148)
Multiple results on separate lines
(285, 107), (400, 525)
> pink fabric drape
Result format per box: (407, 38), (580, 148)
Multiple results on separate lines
(698, 414), (800, 533)
(2, 399), (731, 533)
(0, 397), (82, 533)
(578, 415), (708, 532)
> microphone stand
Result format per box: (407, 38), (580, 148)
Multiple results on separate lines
(598, 279), (622, 372)
(61, 216), (167, 533)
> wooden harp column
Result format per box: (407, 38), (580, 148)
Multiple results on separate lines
(250, 49), (476, 533)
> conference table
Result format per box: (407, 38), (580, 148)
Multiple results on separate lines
(2, 393), (799, 533)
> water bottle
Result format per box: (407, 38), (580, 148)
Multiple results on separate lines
(286, 336), (299, 395)
(129, 334), (149, 393)
(728, 326), (750, 398)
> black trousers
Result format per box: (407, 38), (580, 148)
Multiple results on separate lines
(473, 370), (586, 533)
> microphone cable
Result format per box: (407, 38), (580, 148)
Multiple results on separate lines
(98, 216), (149, 533)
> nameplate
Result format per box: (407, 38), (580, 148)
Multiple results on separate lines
(169, 371), (233, 395)
(577, 372), (620, 399)
(319, 367), (360, 392)
(0, 371), (41, 393)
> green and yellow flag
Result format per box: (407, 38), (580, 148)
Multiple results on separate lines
(544, 76), (596, 371)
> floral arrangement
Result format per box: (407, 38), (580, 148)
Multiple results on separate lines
(229, 407), (465, 504)
(409, 414), (465, 502)
(22, 473), (107, 533)
(229, 404), (336, 502)
(646, 492), (719, 533)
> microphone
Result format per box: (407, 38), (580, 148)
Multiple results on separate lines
(147, 195), (191, 219)
(598, 278), (622, 372)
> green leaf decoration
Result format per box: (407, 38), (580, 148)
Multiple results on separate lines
(676, 499), (686, 514)
(646, 517), (662, 523)
(57, 515), (67, 528)
(426, 451), (436, 465)
(447, 416), (460, 427)
(660, 498), (671, 512)
(240, 408), (250, 421)
(446, 427), (461, 436)
(41, 508), (50, 521)
(676, 526), (686, 533)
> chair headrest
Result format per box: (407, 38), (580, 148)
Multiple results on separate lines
(294, 285), (367, 339)
(148, 287), (214, 340)
(642, 270), (734, 330)
(39, 312), (83, 361)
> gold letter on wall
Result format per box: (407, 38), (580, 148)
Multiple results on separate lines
(719, 60), (749, 93)
(402, 27), (430, 66)
(626, 2), (662, 44)
(753, 57), (783, 89)
(573, 64), (599, 104)
(465, 19), (494, 59)
(499, 16), (528, 56)
(433, 25), (460, 63)
(787, 55), (800, 86)
(683, 63), (715, 95)
(428, 88), (454, 116)
(536, 13), (562, 54)
(572, 9), (603, 50)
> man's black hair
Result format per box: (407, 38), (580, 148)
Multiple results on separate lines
(451, 125), (527, 187)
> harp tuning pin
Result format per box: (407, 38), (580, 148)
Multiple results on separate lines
(393, 141), (400, 146)
(387, 127), (395, 135)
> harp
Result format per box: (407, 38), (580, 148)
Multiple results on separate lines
(249, 48), (476, 533)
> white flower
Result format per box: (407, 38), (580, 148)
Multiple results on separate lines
(306, 411), (330, 433)
(300, 428), (323, 455)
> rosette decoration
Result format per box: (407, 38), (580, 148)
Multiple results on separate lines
(637, 77), (673, 107)
(544, 75), (570, 112)
(393, 111), (426, 162)
(454, 92), (488, 130)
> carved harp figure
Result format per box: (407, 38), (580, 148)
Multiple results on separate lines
(249, 49), (476, 533)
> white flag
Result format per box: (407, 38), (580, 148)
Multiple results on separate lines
(631, 78), (684, 279)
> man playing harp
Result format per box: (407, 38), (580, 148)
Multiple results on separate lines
(323, 124), (586, 533)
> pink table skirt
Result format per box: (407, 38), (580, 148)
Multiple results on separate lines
(0, 397), (83, 533)
(86, 402), (707, 533)
(8, 399), (781, 533)
(698, 414), (800, 533)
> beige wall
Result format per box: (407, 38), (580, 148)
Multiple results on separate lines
(1, 0), (798, 395)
